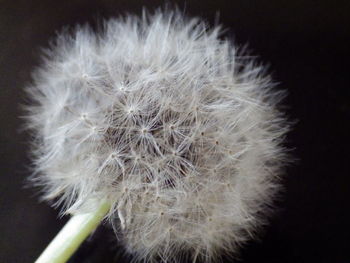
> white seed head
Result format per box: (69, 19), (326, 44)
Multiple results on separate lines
(26, 10), (289, 263)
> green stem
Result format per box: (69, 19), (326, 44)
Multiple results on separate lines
(35, 201), (110, 263)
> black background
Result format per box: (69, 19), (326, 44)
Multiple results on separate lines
(0, 1), (349, 262)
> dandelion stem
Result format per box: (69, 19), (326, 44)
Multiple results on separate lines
(35, 201), (110, 263)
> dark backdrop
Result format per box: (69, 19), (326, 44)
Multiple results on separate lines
(0, 1), (349, 262)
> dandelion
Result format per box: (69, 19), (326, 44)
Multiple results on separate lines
(26, 9), (289, 263)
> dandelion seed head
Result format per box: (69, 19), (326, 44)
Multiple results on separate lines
(26, 9), (290, 263)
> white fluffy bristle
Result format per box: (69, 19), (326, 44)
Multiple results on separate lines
(26, 9), (289, 263)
